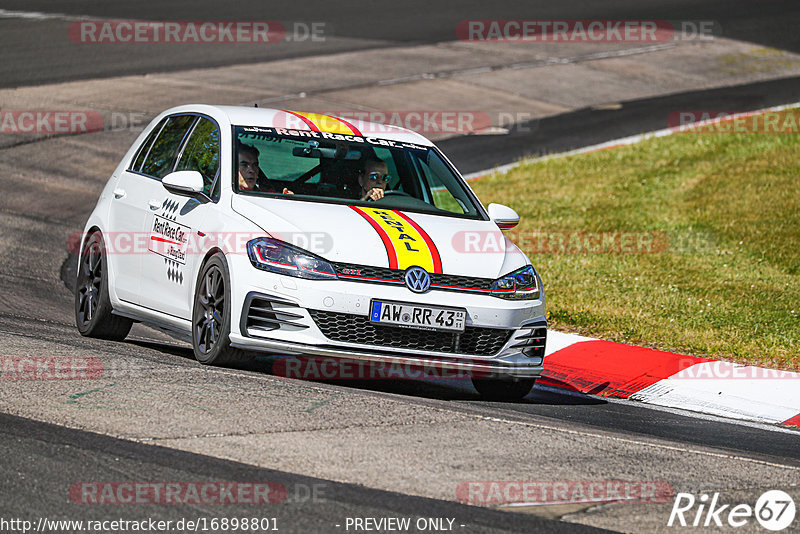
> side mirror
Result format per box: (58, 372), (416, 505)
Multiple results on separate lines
(487, 203), (520, 230)
(162, 170), (205, 197)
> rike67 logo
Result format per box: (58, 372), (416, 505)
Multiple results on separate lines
(668, 490), (796, 531)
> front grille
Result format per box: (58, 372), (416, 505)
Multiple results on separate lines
(431, 273), (491, 291)
(332, 262), (493, 294)
(309, 309), (512, 356)
(333, 262), (402, 283)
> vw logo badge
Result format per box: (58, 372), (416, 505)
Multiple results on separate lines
(405, 266), (431, 293)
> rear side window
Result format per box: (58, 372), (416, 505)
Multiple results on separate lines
(139, 115), (197, 179)
(130, 117), (167, 172)
(176, 117), (220, 197)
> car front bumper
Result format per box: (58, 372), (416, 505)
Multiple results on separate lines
(229, 332), (544, 378)
(227, 254), (547, 379)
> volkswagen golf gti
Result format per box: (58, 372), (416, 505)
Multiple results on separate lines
(75, 105), (547, 399)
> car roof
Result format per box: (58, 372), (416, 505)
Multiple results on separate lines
(163, 104), (435, 147)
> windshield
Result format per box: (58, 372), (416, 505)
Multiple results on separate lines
(233, 126), (485, 219)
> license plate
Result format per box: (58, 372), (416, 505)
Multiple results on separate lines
(369, 300), (466, 332)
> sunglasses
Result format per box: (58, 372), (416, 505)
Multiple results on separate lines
(364, 171), (390, 182)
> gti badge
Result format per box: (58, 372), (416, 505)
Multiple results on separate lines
(405, 266), (431, 293)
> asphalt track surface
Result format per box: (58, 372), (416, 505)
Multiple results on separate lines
(2, 1), (800, 532)
(1, 0), (799, 88)
(1, 413), (607, 533)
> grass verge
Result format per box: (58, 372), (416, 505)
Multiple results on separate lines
(470, 112), (800, 370)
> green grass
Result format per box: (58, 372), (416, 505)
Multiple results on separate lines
(470, 114), (800, 370)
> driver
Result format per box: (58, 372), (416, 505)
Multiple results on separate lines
(237, 142), (293, 194)
(358, 158), (389, 201)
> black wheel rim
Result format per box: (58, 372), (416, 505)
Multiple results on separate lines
(77, 239), (102, 326)
(195, 265), (225, 354)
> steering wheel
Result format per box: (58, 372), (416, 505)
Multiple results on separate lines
(366, 189), (412, 202)
(380, 190), (411, 197)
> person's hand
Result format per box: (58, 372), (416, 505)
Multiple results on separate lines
(282, 188), (294, 195)
(361, 188), (384, 201)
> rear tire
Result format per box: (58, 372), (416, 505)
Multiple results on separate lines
(471, 377), (535, 401)
(74, 231), (132, 340)
(192, 254), (250, 365)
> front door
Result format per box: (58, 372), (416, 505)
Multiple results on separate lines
(138, 116), (222, 320)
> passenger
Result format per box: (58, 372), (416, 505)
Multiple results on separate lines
(358, 158), (389, 201)
(237, 142), (293, 194)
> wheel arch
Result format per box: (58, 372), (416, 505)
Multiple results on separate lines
(79, 225), (123, 295)
(193, 247), (227, 293)
(77, 225), (102, 264)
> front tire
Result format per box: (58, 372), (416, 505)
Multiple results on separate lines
(74, 231), (132, 340)
(471, 377), (536, 401)
(192, 254), (249, 365)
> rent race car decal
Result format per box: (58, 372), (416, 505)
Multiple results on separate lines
(349, 207), (442, 273)
(280, 110), (363, 136)
(149, 214), (190, 265)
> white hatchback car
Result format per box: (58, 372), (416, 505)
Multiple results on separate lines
(75, 105), (546, 399)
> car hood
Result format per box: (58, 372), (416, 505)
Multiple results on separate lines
(231, 195), (528, 279)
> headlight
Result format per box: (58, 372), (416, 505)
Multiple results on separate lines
(246, 237), (337, 280)
(490, 265), (540, 300)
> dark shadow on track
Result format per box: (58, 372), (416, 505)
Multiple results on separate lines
(250, 355), (607, 406)
(117, 344), (608, 407)
(126, 339), (195, 360)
